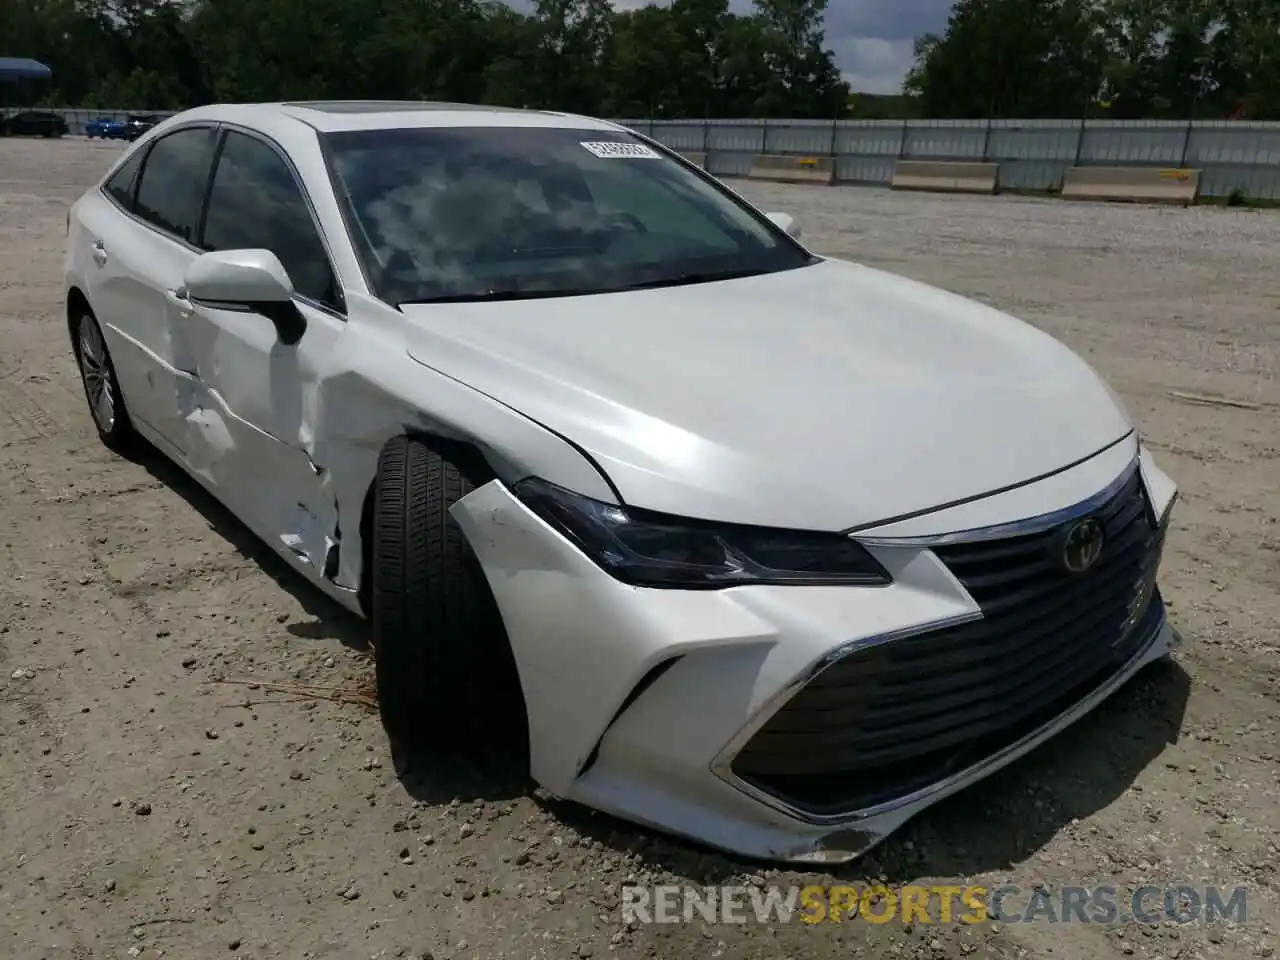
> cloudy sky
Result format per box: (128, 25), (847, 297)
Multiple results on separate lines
(809, 0), (953, 93)
(509, 1), (955, 94)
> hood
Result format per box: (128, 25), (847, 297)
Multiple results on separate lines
(400, 258), (1131, 531)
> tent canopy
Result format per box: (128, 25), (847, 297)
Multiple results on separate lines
(0, 58), (52, 82)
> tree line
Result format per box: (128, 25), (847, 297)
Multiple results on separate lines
(3, 0), (1276, 120)
(909, 0), (1280, 120)
(1, 0), (848, 118)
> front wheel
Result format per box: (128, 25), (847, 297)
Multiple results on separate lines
(369, 436), (525, 753)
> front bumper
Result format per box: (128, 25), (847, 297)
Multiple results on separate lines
(451, 438), (1179, 863)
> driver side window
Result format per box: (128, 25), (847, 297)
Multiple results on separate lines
(201, 131), (341, 312)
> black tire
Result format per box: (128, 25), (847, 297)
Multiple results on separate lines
(370, 435), (524, 753)
(72, 309), (136, 451)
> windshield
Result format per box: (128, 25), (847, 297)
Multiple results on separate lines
(321, 126), (815, 304)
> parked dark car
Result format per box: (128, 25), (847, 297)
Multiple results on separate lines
(86, 116), (129, 139)
(1, 110), (69, 137)
(125, 114), (160, 139)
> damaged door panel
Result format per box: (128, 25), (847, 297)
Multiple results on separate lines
(85, 210), (198, 449)
(176, 296), (345, 575)
(172, 126), (352, 577)
(84, 124), (218, 449)
(281, 317), (632, 605)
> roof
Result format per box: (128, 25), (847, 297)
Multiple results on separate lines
(281, 100), (532, 115)
(160, 100), (620, 135)
(0, 57), (51, 81)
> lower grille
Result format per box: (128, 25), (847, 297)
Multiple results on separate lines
(731, 467), (1166, 816)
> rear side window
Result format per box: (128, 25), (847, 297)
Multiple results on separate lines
(104, 148), (146, 211)
(202, 130), (340, 310)
(133, 127), (217, 244)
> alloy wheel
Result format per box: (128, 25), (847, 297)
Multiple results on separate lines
(77, 318), (116, 434)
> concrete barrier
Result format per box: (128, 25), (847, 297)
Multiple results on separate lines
(679, 151), (707, 169)
(891, 160), (999, 195)
(1061, 166), (1201, 205)
(746, 154), (835, 185)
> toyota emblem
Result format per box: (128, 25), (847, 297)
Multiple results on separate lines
(1060, 517), (1105, 574)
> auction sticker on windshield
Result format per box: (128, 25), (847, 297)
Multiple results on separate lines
(581, 141), (661, 159)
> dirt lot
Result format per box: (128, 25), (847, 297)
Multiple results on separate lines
(1, 137), (1277, 960)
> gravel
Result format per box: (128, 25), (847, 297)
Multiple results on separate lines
(0, 138), (1276, 960)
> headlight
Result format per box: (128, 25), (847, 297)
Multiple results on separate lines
(512, 478), (891, 589)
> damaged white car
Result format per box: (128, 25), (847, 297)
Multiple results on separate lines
(64, 101), (1179, 864)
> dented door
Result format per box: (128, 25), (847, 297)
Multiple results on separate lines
(85, 125), (217, 449)
(174, 127), (351, 576)
(177, 299), (344, 572)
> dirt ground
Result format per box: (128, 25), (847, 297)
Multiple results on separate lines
(1, 136), (1277, 960)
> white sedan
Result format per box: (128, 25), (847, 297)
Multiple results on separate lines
(64, 101), (1179, 863)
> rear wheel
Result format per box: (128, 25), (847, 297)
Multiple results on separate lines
(73, 309), (135, 451)
(369, 435), (525, 754)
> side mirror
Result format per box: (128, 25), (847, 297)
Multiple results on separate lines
(184, 249), (306, 345)
(765, 212), (801, 240)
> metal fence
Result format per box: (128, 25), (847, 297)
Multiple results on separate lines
(26, 108), (1280, 201)
(617, 117), (1280, 200)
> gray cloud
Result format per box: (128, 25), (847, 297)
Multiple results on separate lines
(820, 0), (953, 93)
(506, 0), (954, 94)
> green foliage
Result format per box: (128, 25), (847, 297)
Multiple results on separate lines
(15, 0), (1267, 119)
(908, 0), (1280, 119)
(1, 0), (850, 116)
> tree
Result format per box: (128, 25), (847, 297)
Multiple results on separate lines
(1211, 0), (1280, 118)
(608, 5), (683, 117)
(2, 0), (1276, 119)
(1093, 0), (1227, 117)
(907, 0), (1106, 118)
(529, 0), (614, 113)
(668, 0), (729, 116)
(751, 0), (848, 117)
(903, 33), (941, 97)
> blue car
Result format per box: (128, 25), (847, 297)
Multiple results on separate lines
(85, 117), (128, 139)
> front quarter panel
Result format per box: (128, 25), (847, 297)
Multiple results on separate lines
(291, 292), (619, 600)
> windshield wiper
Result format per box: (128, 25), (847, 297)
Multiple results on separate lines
(615, 266), (774, 292)
(397, 286), (605, 306)
(395, 263), (804, 306)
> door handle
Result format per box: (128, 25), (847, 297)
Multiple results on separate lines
(90, 241), (108, 267)
(166, 287), (193, 318)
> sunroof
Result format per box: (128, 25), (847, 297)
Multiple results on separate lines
(283, 100), (532, 115)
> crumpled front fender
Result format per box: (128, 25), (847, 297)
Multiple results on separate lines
(449, 479), (784, 794)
